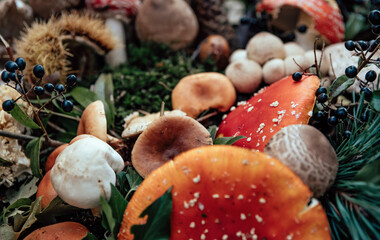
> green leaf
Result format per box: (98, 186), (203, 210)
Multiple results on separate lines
(1, 198), (31, 224)
(9, 104), (40, 129)
(36, 197), (79, 224)
(82, 232), (99, 240)
(329, 75), (355, 98)
(0, 158), (12, 167)
(125, 168), (143, 200)
(207, 125), (217, 142)
(131, 187), (172, 240)
(215, 136), (246, 145)
(5, 178), (39, 204)
(100, 197), (116, 239)
(370, 90), (380, 112)
(19, 198), (42, 234)
(94, 74), (116, 127)
(26, 137), (43, 178)
(345, 13), (367, 40)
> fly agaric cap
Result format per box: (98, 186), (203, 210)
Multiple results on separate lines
(172, 72), (236, 118)
(119, 145), (331, 239)
(265, 124), (338, 197)
(51, 137), (124, 209)
(36, 170), (58, 209)
(132, 115), (212, 178)
(85, 0), (140, 18)
(217, 74), (319, 151)
(256, 0), (344, 49)
(77, 100), (108, 142)
(24, 222), (88, 240)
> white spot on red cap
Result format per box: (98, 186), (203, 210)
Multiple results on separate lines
(237, 194), (244, 200)
(240, 213), (247, 220)
(201, 234), (206, 240)
(193, 174), (201, 183)
(189, 222), (195, 228)
(246, 137), (252, 142)
(222, 234), (228, 240)
(270, 101), (279, 107)
(242, 159), (248, 165)
(212, 194), (219, 198)
(255, 214), (263, 223)
(247, 106), (254, 112)
(259, 198), (266, 204)
(230, 106), (236, 111)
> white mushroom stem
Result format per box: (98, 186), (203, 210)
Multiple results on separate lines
(105, 18), (127, 67)
(51, 137), (124, 209)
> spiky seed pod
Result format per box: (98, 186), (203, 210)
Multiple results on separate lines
(15, 12), (116, 83)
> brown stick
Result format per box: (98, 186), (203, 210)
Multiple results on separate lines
(0, 35), (14, 61)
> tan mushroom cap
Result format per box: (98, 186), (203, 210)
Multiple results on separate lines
(77, 100), (107, 142)
(225, 59), (263, 93)
(172, 72), (236, 118)
(131, 115), (212, 178)
(246, 32), (286, 65)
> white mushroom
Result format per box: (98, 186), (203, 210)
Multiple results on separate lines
(264, 124), (338, 197)
(105, 18), (127, 67)
(304, 50), (329, 76)
(229, 49), (247, 63)
(284, 42), (305, 57)
(246, 32), (286, 65)
(225, 59), (262, 93)
(51, 137), (124, 209)
(262, 58), (286, 85)
(284, 55), (307, 76)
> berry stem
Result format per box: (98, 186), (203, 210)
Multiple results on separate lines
(36, 92), (65, 114)
(0, 130), (37, 141)
(0, 34), (14, 61)
(313, 40), (320, 77)
(39, 109), (80, 121)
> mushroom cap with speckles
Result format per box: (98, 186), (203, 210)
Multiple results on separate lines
(77, 100), (108, 142)
(119, 145), (331, 240)
(131, 115), (212, 178)
(24, 222), (89, 240)
(264, 124), (338, 197)
(217, 74), (319, 152)
(171, 72), (236, 118)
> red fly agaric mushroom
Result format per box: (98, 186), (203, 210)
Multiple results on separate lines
(36, 170), (58, 209)
(24, 222), (89, 240)
(172, 72), (236, 118)
(131, 115), (212, 178)
(85, 0), (140, 18)
(119, 145), (331, 239)
(217, 74), (319, 151)
(199, 35), (230, 69)
(256, 0), (344, 50)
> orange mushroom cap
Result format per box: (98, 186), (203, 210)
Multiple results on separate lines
(217, 74), (319, 151)
(119, 145), (331, 239)
(45, 144), (68, 172)
(199, 35), (230, 69)
(172, 72), (236, 118)
(256, 0), (344, 44)
(24, 222), (89, 240)
(36, 170), (58, 209)
(77, 100), (108, 142)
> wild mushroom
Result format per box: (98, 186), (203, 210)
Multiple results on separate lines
(304, 50), (329, 76)
(77, 100), (108, 142)
(122, 110), (186, 138)
(36, 170), (58, 209)
(119, 145), (331, 239)
(85, 0), (140, 19)
(262, 58), (286, 84)
(50, 137), (124, 209)
(24, 222), (88, 240)
(135, 0), (199, 50)
(265, 124), (338, 197)
(256, 0), (345, 50)
(131, 115), (212, 178)
(45, 144), (68, 172)
(225, 59), (263, 93)
(229, 49), (247, 63)
(199, 35), (230, 69)
(284, 42), (305, 57)
(246, 32), (286, 65)
(171, 72), (236, 118)
(217, 74), (319, 151)
(284, 55), (307, 76)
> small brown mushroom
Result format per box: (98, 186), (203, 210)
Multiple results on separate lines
(131, 115), (212, 178)
(262, 58), (286, 84)
(264, 124), (338, 197)
(225, 59), (263, 93)
(171, 72), (236, 118)
(246, 32), (286, 65)
(77, 100), (107, 142)
(199, 35), (230, 69)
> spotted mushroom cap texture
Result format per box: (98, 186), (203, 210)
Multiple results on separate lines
(132, 115), (212, 178)
(217, 74), (319, 152)
(257, 0), (344, 44)
(119, 145), (331, 240)
(265, 124), (338, 197)
(171, 72), (236, 118)
(24, 222), (89, 240)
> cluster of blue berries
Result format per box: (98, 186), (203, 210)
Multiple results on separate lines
(1, 58), (77, 113)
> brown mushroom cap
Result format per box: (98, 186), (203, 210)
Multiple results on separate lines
(36, 170), (58, 209)
(45, 143), (68, 172)
(171, 72), (236, 118)
(131, 115), (212, 178)
(135, 0), (198, 50)
(199, 34), (230, 69)
(24, 222), (88, 240)
(264, 124), (338, 197)
(77, 100), (108, 142)
(246, 32), (286, 65)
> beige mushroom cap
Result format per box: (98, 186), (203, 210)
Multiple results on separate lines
(264, 124), (338, 197)
(262, 58), (286, 85)
(171, 72), (236, 118)
(246, 32), (286, 65)
(229, 49), (247, 63)
(284, 42), (305, 57)
(225, 59), (262, 93)
(135, 0), (198, 50)
(132, 115), (212, 178)
(77, 100), (107, 142)
(284, 55), (307, 76)
(304, 50), (329, 76)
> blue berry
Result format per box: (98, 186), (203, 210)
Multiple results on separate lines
(15, 57), (26, 71)
(314, 111), (325, 121)
(369, 10), (380, 25)
(316, 86), (327, 96)
(344, 130), (351, 138)
(356, 40), (368, 51)
(44, 83), (55, 92)
(297, 25), (307, 33)
(240, 17), (250, 24)
(55, 84), (65, 93)
(345, 66), (358, 78)
(61, 100), (73, 112)
(345, 40), (356, 51)
(33, 65), (45, 79)
(8, 72), (17, 81)
(292, 72), (303, 81)
(317, 93), (328, 103)
(4, 61), (18, 73)
(34, 86), (44, 96)
(66, 74), (77, 87)
(372, 25), (380, 34)
(365, 70), (377, 82)
(327, 116), (338, 126)
(2, 100), (15, 112)
(1, 71), (10, 83)
(368, 40), (378, 52)
(336, 107), (348, 119)
(361, 87), (373, 100)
